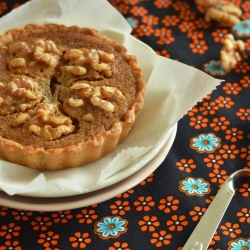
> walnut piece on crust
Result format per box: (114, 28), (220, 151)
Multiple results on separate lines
(0, 76), (42, 115)
(195, 0), (242, 27)
(220, 34), (245, 71)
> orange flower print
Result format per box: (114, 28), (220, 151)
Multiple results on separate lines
(210, 116), (230, 131)
(199, 101), (219, 115)
(134, 24), (154, 37)
(31, 216), (52, 231)
(242, 1), (250, 11)
(123, 0), (141, 4)
(176, 158), (196, 173)
(0, 240), (21, 250)
(166, 215), (188, 231)
(154, 0), (171, 8)
(190, 206), (207, 221)
(130, 6), (148, 16)
(76, 208), (98, 224)
(237, 208), (250, 223)
(240, 75), (250, 88)
(38, 231), (60, 249)
(215, 96), (234, 108)
(109, 242), (130, 250)
(113, 3), (129, 15)
(239, 183), (250, 197)
(229, 0), (241, 7)
(110, 200), (131, 216)
(150, 230), (172, 247)
(52, 210), (73, 223)
(194, 18), (212, 29)
(69, 232), (91, 249)
(222, 82), (242, 95)
(212, 28), (229, 43)
(187, 106), (198, 117)
(190, 39), (208, 54)
(154, 28), (175, 45)
(204, 154), (224, 168)
(116, 189), (134, 198)
(219, 144), (239, 159)
(209, 168), (228, 186)
(138, 215), (160, 232)
(209, 231), (220, 245)
(234, 61), (250, 74)
(158, 195), (179, 213)
(0, 206), (8, 216)
(0, 223), (21, 239)
(0, 2), (7, 15)
(162, 15), (180, 26)
(240, 146), (250, 161)
(202, 92), (212, 100)
(173, 1), (190, 11)
(243, 9), (250, 19)
(225, 127), (244, 142)
(220, 222), (242, 238)
(134, 196), (155, 211)
(12, 210), (33, 221)
(205, 196), (215, 206)
(12, 3), (22, 9)
(156, 49), (171, 58)
(179, 9), (196, 21)
(140, 173), (154, 185)
(236, 108), (250, 121)
(187, 30), (204, 40)
(178, 21), (196, 33)
(246, 38), (250, 50)
(196, 4), (206, 13)
(142, 15), (159, 25)
(189, 115), (208, 129)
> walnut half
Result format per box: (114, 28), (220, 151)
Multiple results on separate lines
(195, 0), (242, 27)
(220, 34), (245, 71)
(27, 104), (75, 140)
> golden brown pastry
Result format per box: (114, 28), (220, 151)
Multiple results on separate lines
(0, 24), (146, 170)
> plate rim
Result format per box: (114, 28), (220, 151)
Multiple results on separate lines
(0, 123), (177, 211)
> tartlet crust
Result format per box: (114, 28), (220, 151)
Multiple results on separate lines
(0, 24), (146, 170)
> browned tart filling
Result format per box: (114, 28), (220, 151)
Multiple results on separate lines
(0, 24), (146, 170)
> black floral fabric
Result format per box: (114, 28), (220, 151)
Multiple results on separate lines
(0, 0), (250, 249)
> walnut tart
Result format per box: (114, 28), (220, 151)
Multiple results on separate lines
(0, 24), (146, 170)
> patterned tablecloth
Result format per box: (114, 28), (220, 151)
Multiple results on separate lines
(0, 0), (250, 249)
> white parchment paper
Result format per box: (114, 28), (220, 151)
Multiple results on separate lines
(0, 0), (222, 196)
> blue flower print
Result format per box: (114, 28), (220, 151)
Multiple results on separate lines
(233, 20), (250, 37)
(126, 17), (138, 29)
(230, 239), (250, 250)
(203, 60), (227, 76)
(94, 216), (128, 239)
(179, 177), (210, 196)
(190, 133), (221, 153)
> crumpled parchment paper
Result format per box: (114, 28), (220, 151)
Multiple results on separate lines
(0, 0), (222, 197)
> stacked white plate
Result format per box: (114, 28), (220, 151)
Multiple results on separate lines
(0, 124), (177, 211)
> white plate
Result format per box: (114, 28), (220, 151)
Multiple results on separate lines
(0, 33), (175, 198)
(0, 123), (177, 211)
(19, 123), (176, 198)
